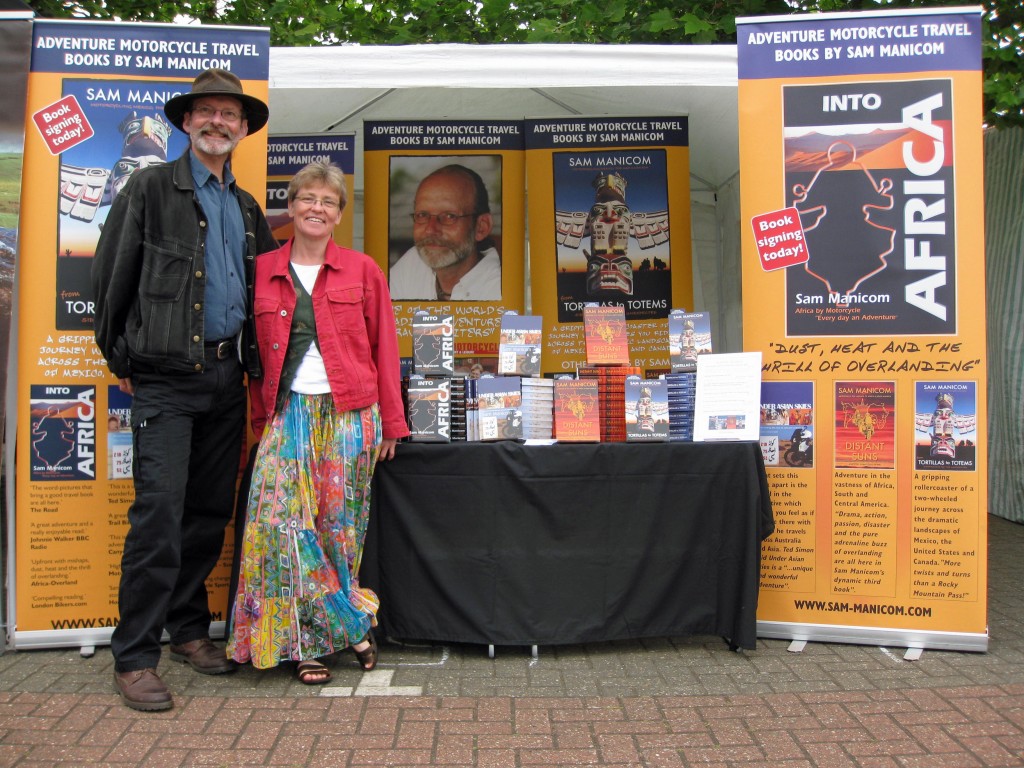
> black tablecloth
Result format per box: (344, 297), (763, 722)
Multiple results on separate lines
(363, 441), (774, 650)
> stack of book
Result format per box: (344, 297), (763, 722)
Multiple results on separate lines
(583, 305), (630, 366)
(521, 377), (554, 439)
(475, 375), (524, 441)
(553, 377), (601, 442)
(625, 375), (670, 442)
(449, 376), (467, 441)
(668, 309), (712, 373)
(578, 365), (643, 442)
(406, 375), (453, 443)
(665, 371), (697, 441)
(578, 304), (635, 442)
(405, 311), (457, 441)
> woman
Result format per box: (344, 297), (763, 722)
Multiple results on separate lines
(227, 161), (409, 684)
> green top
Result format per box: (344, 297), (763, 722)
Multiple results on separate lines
(276, 263), (320, 412)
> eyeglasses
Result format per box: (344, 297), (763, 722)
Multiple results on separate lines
(410, 211), (475, 226)
(190, 104), (243, 123)
(294, 195), (341, 210)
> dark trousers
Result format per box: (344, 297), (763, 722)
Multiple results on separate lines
(111, 356), (245, 673)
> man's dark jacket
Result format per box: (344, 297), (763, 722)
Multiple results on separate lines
(92, 149), (276, 379)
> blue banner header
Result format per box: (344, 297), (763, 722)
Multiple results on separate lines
(364, 120), (524, 152)
(31, 20), (269, 80)
(738, 10), (981, 79)
(268, 134), (356, 176)
(526, 117), (688, 151)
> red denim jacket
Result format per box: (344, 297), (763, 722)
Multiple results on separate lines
(250, 239), (410, 441)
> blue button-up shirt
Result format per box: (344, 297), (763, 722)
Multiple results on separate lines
(190, 150), (246, 341)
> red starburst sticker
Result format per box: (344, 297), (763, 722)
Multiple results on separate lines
(33, 96), (95, 156)
(751, 207), (809, 271)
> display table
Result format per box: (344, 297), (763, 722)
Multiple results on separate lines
(362, 441), (774, 651)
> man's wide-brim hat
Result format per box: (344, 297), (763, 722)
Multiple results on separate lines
(164, 68), (269, 134)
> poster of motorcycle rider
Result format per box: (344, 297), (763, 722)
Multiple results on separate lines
(759, 380), (814, 468)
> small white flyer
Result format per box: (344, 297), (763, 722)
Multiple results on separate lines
(692, 352), (762, 442)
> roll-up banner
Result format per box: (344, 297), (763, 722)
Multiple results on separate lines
(363, 120), (526, 370)
(738, 8), (988, 651)
(0, 9), (32, 427)
(525, 118), (693, 376)
(13, 20), (270, 649)
(1, 8), (33, 650)
(267, 133), (355, 247)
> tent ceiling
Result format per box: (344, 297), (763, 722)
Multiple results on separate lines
(267, 44), (740, 192)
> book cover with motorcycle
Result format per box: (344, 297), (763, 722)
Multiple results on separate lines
(476, 374), (523, 441)
(759, 380), (814, 468)
(497, 311), (542, 377)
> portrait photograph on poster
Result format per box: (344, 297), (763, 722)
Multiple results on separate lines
(386, 154), (503, 302)
(552, 149), (671, 323)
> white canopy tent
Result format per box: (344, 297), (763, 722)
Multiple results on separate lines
(267, 44), (744, 350)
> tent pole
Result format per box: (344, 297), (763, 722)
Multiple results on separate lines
(322, 89), (397, 132)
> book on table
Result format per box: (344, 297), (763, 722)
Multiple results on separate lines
(406, 375), (452, 442)
(412, 310), (455, 376)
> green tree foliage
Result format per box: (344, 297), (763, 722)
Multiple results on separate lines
(26, 0), (1023, 127)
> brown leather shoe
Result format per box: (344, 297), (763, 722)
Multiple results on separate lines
(113, 668), (173, 711)
(168, 638), (235, 675)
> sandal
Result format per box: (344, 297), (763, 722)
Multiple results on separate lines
(353, 631), (378, 672)
(295, 659), (332, 685)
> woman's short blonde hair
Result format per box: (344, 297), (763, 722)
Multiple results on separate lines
(287, 160), (348, 210)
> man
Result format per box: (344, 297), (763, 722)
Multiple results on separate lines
(389, 164), (502, 301)
(92, 69), (276, 712)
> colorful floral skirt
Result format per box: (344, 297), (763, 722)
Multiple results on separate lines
(227, 393), (382, 668)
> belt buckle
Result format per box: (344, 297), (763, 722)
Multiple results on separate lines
(215, 339), (233, 360)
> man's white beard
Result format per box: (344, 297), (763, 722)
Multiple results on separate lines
(416, 237), (475, 270)
(192, 124), (239, 157)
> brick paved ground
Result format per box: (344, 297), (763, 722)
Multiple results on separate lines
(1, 515), (1022, 767)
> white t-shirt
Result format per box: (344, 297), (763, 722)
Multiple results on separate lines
(289, 262), (331, 395)
(388, 246), (501, 301)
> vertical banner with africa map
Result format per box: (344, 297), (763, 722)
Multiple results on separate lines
(739, 8), (987, 650)
(363, 120), (526, 372)
(525, 118), (692, 376)
(13, 20), (269, 648)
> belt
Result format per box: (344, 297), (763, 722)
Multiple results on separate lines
(204, 338), (236, 361)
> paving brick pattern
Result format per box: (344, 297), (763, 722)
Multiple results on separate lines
(1, 516), (1022, 766)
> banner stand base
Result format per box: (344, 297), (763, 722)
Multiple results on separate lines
(12, 621), (227, 653)
(758, 620), (988, 654)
